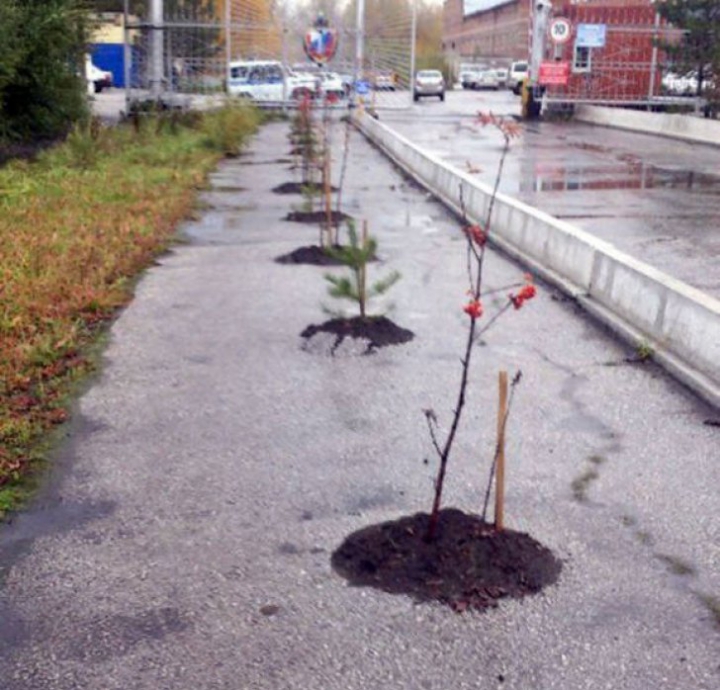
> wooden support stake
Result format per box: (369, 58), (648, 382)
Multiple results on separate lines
(495, 370), (508, 530)
(324, 152), (332, 245)
(360, 220), (368, 318)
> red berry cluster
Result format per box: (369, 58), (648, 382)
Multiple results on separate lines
(464, 224), (487, 247)
(463, 298), (484, 320)
(509, 284), (537, 310)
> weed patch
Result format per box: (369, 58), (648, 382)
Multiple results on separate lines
(0, 110), (258, 516)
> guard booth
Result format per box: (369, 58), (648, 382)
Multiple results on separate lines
(529, 0), (683, 112)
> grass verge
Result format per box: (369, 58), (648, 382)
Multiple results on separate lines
(0, 105), (261, 517)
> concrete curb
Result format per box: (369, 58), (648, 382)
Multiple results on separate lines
(574, 104), (720, 146)
(352, 110), (720, 409)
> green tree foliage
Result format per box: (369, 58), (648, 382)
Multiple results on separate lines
(324, 220), (400, 320)
(659, 0), (720, 95)
(0, 0), (90, 142)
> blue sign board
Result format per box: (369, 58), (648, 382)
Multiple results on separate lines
(576, 24), (607, 48)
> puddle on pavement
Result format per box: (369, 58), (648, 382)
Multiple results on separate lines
(519, 163), (720, 193)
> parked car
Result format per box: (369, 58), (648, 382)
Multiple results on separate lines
(494, 67), (509, 88)
(414, 69), (445, 102)
(316, 71), (345, 99)
(474, 69), (499, 90)
(372, 72), (396, 91)
(85, 56), (113, 94)
(459, 69), (479, 89)
(228, 60), (316, 102)
(662, 70), (714, 96)
(509, 60), (528, 95)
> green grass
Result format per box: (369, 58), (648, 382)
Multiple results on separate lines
(0, 105), (261, 517)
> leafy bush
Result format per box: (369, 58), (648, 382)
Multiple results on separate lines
(201, 104), (261, 156)
(0, 0), (89, 143)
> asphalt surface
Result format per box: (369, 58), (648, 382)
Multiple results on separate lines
(0, 119), (719, 689)
(376, 88), (720, 300)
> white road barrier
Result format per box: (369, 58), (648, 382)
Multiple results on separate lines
(574, 105), (720, 146)
(353, 109), (720, 409)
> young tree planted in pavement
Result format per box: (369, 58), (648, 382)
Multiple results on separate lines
(423, 112), (537, 541)
(324, 219), (400, 320)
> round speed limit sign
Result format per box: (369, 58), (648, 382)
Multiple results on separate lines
(549, 17), (572, 44)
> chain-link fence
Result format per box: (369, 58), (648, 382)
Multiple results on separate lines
(121, 0), (416, 110)
(358, 1), (416, 110)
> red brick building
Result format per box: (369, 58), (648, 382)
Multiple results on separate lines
(442, 0), (529, 67)
(443, 0), (680, 105)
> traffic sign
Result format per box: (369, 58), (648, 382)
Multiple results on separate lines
(538, 61), (570, 86)
(549, 18), (572, 44)
(576, 23), (606, 48)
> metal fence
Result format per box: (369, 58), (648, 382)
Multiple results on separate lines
(122, 0), (416, 110)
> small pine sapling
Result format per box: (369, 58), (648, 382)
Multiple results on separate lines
(324, 220), (400, 320)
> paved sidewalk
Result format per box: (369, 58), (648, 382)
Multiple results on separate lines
(0, 121), (718, 690)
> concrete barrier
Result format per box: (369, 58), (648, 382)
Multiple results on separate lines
(353, 110), (720, 409)
(574, 105), (720, 146)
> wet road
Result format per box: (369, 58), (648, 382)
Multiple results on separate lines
(376, 89), (720, 299)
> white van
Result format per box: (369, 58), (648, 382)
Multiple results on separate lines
(509, 61), (528, 95)
(227, 60), (316, 102)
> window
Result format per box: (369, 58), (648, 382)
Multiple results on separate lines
(573, 45), (591, 73)
(267, 65), (283, 83)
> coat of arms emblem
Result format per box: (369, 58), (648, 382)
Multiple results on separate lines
(303, 14), (338, 65)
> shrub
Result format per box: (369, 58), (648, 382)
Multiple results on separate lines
(201, 104), (260, 156)
(0, 0), (89, 143)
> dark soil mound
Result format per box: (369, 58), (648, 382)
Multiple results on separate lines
(275, 245), (378, 266)
(285, 210), (351, 225)
(275, 245), (345, 266)
(331, 508), (562, 613)
(273, 181), (338, 195)
(301, 316), (414, 353)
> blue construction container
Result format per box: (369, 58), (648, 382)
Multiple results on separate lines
(90, 43), (125, 87)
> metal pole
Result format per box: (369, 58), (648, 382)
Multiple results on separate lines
(281, 22), (288, 111)
(225, 0), (232, 95)
(149, 0), (164, 97)
(410, 0), (417, 107)
(355, 0), (365, 83)
(529, 0), (551, 87)
(123, 0), (131, 112)
(647, 9), (660, 110)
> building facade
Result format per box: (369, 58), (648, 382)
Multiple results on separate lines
(442, 0), (529, 68)
(443, 0), (678, 105)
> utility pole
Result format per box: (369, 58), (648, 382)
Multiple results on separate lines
(355, 0), (365, 84)
(123, 0), (130, 111)
(525, 0), (552, 118)
(410, 1), (417, 107)
(529, 0), (552, 89)
(225, 0), (232, 95)
(149, 0), (164, 97)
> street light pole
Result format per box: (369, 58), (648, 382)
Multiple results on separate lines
(355, 0), (365, 83)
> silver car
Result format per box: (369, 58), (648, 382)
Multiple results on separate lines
(474, 69), (499, 90)
(414, 69), (445, 102)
